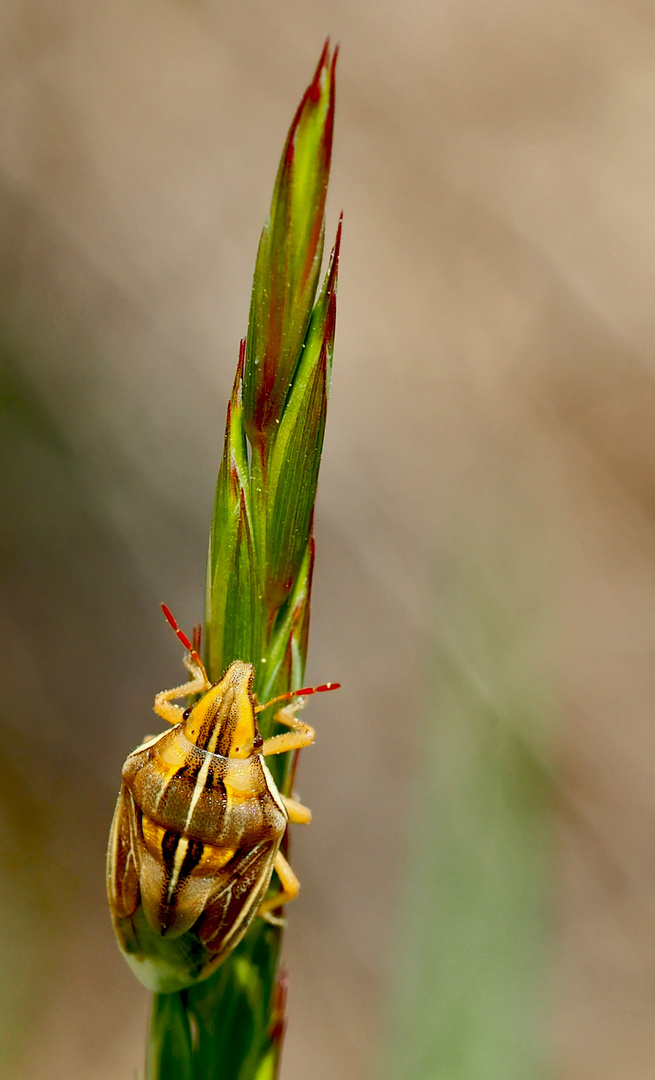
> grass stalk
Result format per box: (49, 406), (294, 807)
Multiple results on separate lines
(144, 41), (340, 1080)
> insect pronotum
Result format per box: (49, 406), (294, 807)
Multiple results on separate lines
(107, 604), (339, 992)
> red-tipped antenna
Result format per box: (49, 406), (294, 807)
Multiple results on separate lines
(256, 681), (340, 714)
(161, 603), (208, 678)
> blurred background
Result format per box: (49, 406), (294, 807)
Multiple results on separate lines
(2, 1), (655, 1077)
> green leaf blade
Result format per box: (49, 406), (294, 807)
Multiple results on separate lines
(206, 344), (261, 678)
(243, 41), (337, 442)
(264, 222), (340, 609)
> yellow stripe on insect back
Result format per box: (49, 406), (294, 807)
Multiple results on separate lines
(183, 661), (257, 759)
(141, 816), (168, 860)
(193, 842), (236, 875)
(152, 730), (191, 788)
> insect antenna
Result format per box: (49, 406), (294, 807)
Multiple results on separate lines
(161, 603), (209, 681)
(256, 681), (340, 714)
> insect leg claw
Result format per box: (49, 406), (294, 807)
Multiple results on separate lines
(260, 908), (286, 927)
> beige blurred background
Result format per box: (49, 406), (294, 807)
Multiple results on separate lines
(1, 1), (655, 1077)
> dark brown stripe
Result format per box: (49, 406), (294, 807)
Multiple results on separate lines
(157, 830), (205, 933)
(155, 760), (203, 820)
(179, 836), (205, 879)
(160, 829), (179, 881)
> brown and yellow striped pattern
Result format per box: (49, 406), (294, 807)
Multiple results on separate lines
(107, 662), (287, 960)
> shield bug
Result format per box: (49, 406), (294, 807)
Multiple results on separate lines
(107, 604), (339, 993)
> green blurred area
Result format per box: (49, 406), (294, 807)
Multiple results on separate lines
(384, 520), (556, 1080)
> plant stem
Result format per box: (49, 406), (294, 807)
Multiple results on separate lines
(147, 41), (340, 1080)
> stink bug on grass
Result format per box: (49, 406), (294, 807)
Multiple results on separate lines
(107, 604), (339, 993)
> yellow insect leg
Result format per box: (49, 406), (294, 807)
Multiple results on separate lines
(153, 655), (211, 725)
(281, 794), (312, 824)
(261, 704), (315, 757)
(258, 851), (300, 920)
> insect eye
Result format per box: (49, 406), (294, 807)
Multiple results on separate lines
(253, 731), (264, 750)
(183, 708), (191, 721)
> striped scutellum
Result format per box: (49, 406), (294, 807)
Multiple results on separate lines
(107, 605), (338, 992)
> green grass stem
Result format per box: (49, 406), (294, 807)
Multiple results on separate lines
(145, 41), (340, 1080)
